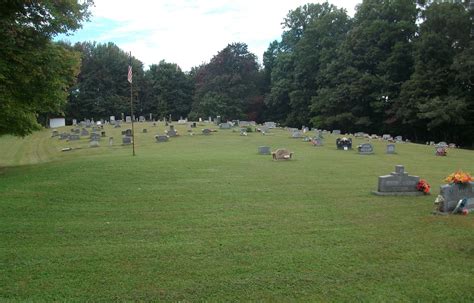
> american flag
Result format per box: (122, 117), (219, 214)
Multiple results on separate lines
(127, 54), (132, 84)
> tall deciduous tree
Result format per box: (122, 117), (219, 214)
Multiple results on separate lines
(394, 2), (472, 143)
(190, 43), (260, 120)
(142, 61), (193, 121)
(0, 0), (93, 136)
(65, 42), (144, 121)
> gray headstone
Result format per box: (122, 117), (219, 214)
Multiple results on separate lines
(358, 143), (374, 155)
(258, 146), (271, 155)
(109, 137), (113, 146)
(395, 136), (403, 142)
(59, 133), (69, 140)
(126, 116), (132, 123)
(122, 136), (132, 145)
(72, 119), (77, 126)
(166, 129), (177, 137)
(114, 123), (121, 128)
(69, 134), (80, 141)
(219, 122), (231, 129)
(382, 134), (391, 140)
(81, 129), (89, 136)
(373, 165), (421, 195)
(90, 133), (101, 141)
(332, 130), (341, 135)
(386, 144), (396, 154)
(89, 140), (99, 148)
(264, 122), (276, 128)
(291, 131), (303, 138)
(139, 116), (145, 122)
(155, 135), (169, 142)
(125, 129), (132, 137)
(202, 129), (212, 135)
(438, 182), (474, 213)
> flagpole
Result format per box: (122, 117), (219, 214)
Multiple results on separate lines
(129, 52), (135, 156)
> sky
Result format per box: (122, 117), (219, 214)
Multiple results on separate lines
(58, 0), (362, 71)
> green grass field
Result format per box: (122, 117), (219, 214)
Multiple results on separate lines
(1, 123), (473, 301)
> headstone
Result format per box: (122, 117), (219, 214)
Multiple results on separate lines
(155, 135), (169, 142)
(386, 144), (396, 154)
(191, 122), (197, 128)
(264, 122), (277, 129)
(437, 141), (448, 147)
(90, 133), (101, 141)
(382, 134), (391, 140)
(272, 148), (293, 160)
(436, 146), (447, 156)
(373, 165), (422, 196)
(239, 121), (251, 127)
(85, 119), (92, 128)
(311, 138), (323, 146)
(142, 129), (147, 133)
(89, 140), (99, 148)
(199, 118), (202, 122)
(437, 182), (474, 213)
(332, 130), (341, 135)
(72, 128), (80, 134)
(219, 122), (231, 129)
(395, 136), (403, 142)
(58, 133), (69, 140)
(125, 129), (132, 137)
(110, 116), (115, 122)
(354, 132), (365, 138)
(51, 130), (59, 137)
(114, 122), (121, 128)
(202, 128), (211, 135)
(122, 136), (132, 145)
(69, 134), (80, 141)
(152, 122), (157, 127)
(80, 129), (89, 136)
(291, 131), (303, 138)
(166, 127), (177, 137)
(178, 119), (187, 124)
(358, 143), (374, 155)
(126, 116), (132, 123)
(101, 131), (106, 137)
(258, 146), (271, 155)
(139, 116), (146, 122)
(216, 116), (221, 124)
(109, 137), (113, 146)
(336, 138), (352, 150)
(72, 119), (77, 126)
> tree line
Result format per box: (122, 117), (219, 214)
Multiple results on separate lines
(1, 1), (473, 146)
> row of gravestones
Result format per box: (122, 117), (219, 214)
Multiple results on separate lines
(373, 165), (474, 214)
(335, 138), (397, 154)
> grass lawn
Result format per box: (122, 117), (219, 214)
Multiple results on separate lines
(1, 123), (473, 301)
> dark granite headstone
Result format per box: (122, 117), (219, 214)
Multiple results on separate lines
(336, 138), (352, 150)
(122, 136), (132, 145)
(202, 129), (211, 135)
(155, 135), (169, 142)
(258, 146), (271, 155)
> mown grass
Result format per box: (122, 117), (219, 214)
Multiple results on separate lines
(1, 123), (473, 301)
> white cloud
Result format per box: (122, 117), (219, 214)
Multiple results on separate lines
(82, 0), (361, 71)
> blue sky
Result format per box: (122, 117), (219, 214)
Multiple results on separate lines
(57, 0), (361, 71)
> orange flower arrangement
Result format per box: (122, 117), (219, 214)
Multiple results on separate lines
(444, 170), (473, 184)
(416, 179), (430, 194)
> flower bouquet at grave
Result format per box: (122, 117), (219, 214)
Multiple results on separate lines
(444, 170), (473, 184)
(416, 179), (431, 194)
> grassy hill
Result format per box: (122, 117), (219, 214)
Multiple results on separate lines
(1, 122), (473, 301)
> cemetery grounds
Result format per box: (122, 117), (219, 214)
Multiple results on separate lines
(0, 122), (473, 301)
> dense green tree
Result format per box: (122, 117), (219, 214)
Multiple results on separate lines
(142, 61), (193, 120)
(65, 42), (144, 121)
(312, 0), (417, 133)
(0, 0), (93, 136)
(393, 2), (472, 143)
(190, 43), (260, 120)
